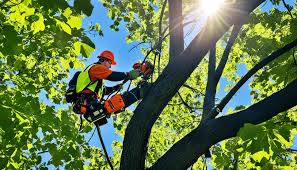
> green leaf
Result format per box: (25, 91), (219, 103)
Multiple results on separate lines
(31, 14), (45, 34)
(60, 57), (70, 69)
(1, 25), (22, 55)
(251, 150), (270, 163)
(95, 23), (101, 31)
(74, 0), (94, 16)
(63, 8), (72, 18)
(81, 36), (95, 49)
(237, 123), (262, 140)
(56, 19), (72, 35)
(123, 16), (130, 22)
(67, 15), (83, 29)
(81, 43), (95, 58)
(38, 0), (69, 11)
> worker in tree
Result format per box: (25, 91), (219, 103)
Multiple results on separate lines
(66, 50), (153, 124)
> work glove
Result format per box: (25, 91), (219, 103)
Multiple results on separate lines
(127, 69), (141, 80)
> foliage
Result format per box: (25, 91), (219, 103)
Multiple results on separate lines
(211, 4), (297, 169)
(1, 0), (297, 169)
(0, 0), (106, 169)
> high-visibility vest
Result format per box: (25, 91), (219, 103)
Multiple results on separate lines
(76, 64), (104, 96)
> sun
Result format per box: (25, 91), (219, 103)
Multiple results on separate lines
(200, 0), (226, 16)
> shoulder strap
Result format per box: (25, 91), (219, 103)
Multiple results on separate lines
(94, 80), (103, 94)
(83, 64), (97, 89)
(81, 63), (103, 94)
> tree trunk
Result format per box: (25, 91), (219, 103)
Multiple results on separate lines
(120, 1), (265, 169)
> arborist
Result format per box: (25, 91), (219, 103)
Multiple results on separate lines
(66, 50), (153, 125)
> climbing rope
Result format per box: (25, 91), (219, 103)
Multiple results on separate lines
(95, 122), (114, 170)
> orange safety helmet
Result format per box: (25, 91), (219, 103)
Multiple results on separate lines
(97, 50), (117, 65)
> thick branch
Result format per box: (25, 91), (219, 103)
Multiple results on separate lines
(214, 24), (242, 85)
(202, 46), (217, 120)
(201, 45), (217, 158)
(207, 37), (297, 120)
(168, 0), (184, 62)
(150, 78), (297, 169)
(120, 1), (264, 169)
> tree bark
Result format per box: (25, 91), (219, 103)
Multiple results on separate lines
(214, 24), (242, 85)
(120, 1), (265, 169)
(200, 46), (217, 159)
(150, 78), (297, 169)
(168, 0), (184, 62)
(202, 46), (217, 120)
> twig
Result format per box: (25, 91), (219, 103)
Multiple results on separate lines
(161, 18), (197, 39)
(87, 127), (96, 143)
(128, 42), (149, 52)
(273, 120), (297, 125)
(182, 84), (205, 96)
(293, 49), (297, 66)
(282, 0), (294, 18)
(141, 3), (196, 64)
(141, 33), (170, 63)
(158, 52), (161, 75)
(287, 148), (297, 152)
(156, 0), (167, 76)
(159, 0), (167, 37)
(260, 0), (268, 8)
(38, 150), (49, 155)
(177, 91), (195, 112)
(184, 19), (199, 42)
(151, 52), (157, 82)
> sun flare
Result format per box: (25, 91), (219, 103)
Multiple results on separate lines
(200, 0), (226, 16)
